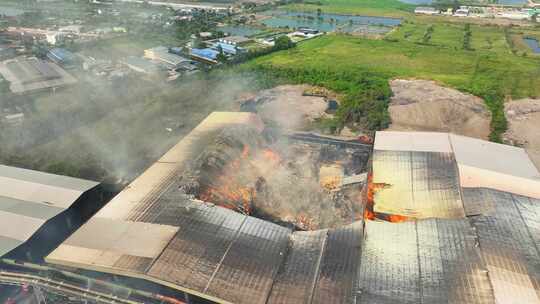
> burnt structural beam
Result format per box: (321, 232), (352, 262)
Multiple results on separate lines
(287, 133), (373, 152)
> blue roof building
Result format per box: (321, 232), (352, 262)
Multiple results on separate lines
(47, 48), (76, 66)
(190, 48), (219, 63)
(214, 42), (246, 55)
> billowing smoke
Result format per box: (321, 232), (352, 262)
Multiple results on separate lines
(0, 67), (258, 185)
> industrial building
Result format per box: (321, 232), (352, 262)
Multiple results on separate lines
(47, 48), (76, 66)
(0, 165), (101, 262)
(144, 46), (192, 70)
(217, 36), (251, 46)
(190, 48), (219, 64)
(43, 115), (539, 304)
(122, 56), (161, 75)
(366, 131), (540, 304)
(0, 57), (77, 94)
(414, 6), (440, 15)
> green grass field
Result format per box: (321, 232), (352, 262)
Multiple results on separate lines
(250, 34), (540, 97)
(283, 0), (414, 17)
(244, 23), (540, 140)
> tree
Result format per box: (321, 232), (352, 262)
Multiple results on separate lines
(216, 45), (228, 63)
(274, 35), (295, 50)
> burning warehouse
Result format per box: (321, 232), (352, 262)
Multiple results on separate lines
(43, 114), (539, 304)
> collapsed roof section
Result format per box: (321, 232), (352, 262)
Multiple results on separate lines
(46, 112), (364, 304)
(45, 121), (539, 304)
(0, 165), (99, 257)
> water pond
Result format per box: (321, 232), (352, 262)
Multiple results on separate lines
(261, 10), (401, 34)
(523, 37), (540, 53)
(217, 25), (262, 37)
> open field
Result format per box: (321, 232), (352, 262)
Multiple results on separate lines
(282, 0), (414, 17)
(244, 23), (540, 140)
(388, 21), (515, 53)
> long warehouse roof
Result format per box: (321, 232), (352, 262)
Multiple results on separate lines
(46, 112), (363, 304)
(0, 165), (99, 257)
(45, 120), (540, 304)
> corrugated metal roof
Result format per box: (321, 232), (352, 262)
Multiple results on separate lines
(0, 165), (98, 257)
(374, 131), (540, 199)
(372, 150), (465, 219)
(374, 131), (452, 153)
(356, 219), (495, 304)
(46, 113), (364, 304)
(45, 125), (540, 304)
(463, 188), (540, 304)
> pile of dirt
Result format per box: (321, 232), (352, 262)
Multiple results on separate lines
(503, 98), (540, 170)
(387, 79), (491, 139)
(238, 85), (329, 131)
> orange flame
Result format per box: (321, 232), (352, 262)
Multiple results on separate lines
(262, 148), (281, 163)
(387, 214), (409, 223)
(242, 145), (250, 158)
(364, 173), (410, 223)
(198, 144), (255, 215)
(296, 214), (316, 231)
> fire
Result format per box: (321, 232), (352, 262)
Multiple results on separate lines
(364, 208), (375, 220)
(296, 214), (316, 231)
(242, 145), (250, 158)
(387, 214), (409, 223)
(198, 144), (255, 215)
(262, 148), (281, 163)
(364, 173), (410, 223)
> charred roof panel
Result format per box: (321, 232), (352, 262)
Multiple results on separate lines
(311, 222), (363, 304)
(357, 220), (420, 304)
(204, 216), (291, 304)
(417, 219), (494, 304)
(266, 230), (328, 304)
(373, 151), (464, 219)
(147, 202), (248, 293)
(463, 188), (540, 304)
(357, 219), (494, 304)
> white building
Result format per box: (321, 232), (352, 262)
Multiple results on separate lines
(498, 11), (530, 20)
(414, 7), (440, 15)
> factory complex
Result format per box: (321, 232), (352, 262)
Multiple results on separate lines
(0, 112), (537, 303)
